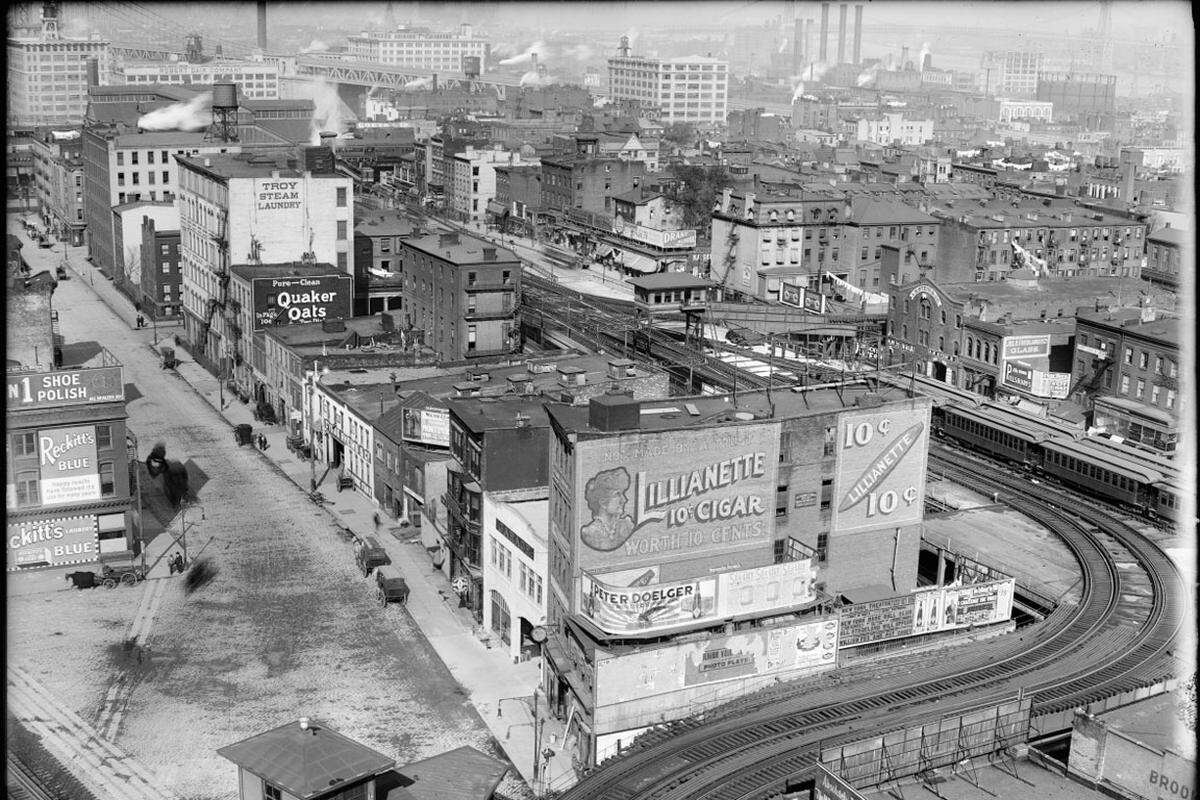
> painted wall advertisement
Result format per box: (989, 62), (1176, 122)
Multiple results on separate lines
(594, 617), (839, 707)
(401, 406), (451, 448)
(840, 578), (1015, 647)
(581, 571), (718, 634)
(813, 765), (868, 800)
(830, 406), (930, 535)
(1004, 361), (1071, 399)
(1000, 334), (1050, 361)
(717, 559), (818, 617)
(1003, 361), (1035, 392)
(572, 423), (780, 581)
(7, 366), (124, 410)
(252, 275), (353, 330)
(7, 515), (98, 571)
(39, 426), (101, 506)
(779, 282), (827, 313)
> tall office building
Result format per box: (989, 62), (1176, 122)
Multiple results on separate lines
(6, 4), (109, 126)
(347, 23), (489, 73)
(607, 41), (728, 126)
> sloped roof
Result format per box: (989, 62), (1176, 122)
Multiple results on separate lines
(849, 197), (936, 225)
(217, 720), (394, 800)
(385, 747), (508, 800)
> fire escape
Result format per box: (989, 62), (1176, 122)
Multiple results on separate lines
(197, 212), (232, 366)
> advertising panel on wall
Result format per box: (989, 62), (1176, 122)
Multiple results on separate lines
(1002, 361), (1034, 392)
(7, 515), (99, 571)
(780, 282), (802, 308)
(572, 423), (780, 582)
(38, 426), (101, 506)
(841, 578), (1015, 646)
(594, 618), (838, 707)
(581, 571), (718, 634)
(402, 406), (450, 448)
(1000, 334), (1051, 361)
(1035, 371), (1071, 399)
(7, 366), (125, 410)
(830, 405), (929, 535)
(717, 559), (818, 617)
(252, 275), (353, 330)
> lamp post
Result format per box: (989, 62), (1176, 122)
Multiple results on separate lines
(178, 499), (205, 565)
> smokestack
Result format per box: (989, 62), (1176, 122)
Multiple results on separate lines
(853, 5), (863, 65)
(819, 3), (830, 62)
(792, 18), (804, 72)
(530, 52), (538, 73)
(256, 1), (266, 50)
(85, 57), (99, 89)
(901, 45), (910, 70)
(837, 4), (848, 64)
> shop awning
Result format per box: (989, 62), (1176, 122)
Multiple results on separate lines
(619, 251), (659, 273)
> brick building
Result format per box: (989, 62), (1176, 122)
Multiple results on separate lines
(138, 216), (182, 321)
(539, 152), (646, 220)
(29, 128), (86, 246)
(352, 212), (416, 315)
(399, 232), (520, 361)
(1141, 227), (1184, 291)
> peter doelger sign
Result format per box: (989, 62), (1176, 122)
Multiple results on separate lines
(7, 367), (124, 410)
(252, 275), (353, 330)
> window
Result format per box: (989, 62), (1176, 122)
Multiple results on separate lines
(1166, 389), (1176, 409)
(131, 151), (139, 165)
(336, 220), (347, 240)
(117, 173), (125, 187)
(263, 783), (283, 800)
(13, 431), (37, 456)
(819, 478), (833, 511)
(1120, 374), (1129, 394)
(116, 152), (124, 166)
(16, 472), (39, 506)
(99, 462), (115, 496)
(337, 252), (347, 270)
(816, 531), (828, 562)
(467, 324), (477, 351)
(1124, 347), (1133, 365)
(96, 424), (112, 449)
(1135, 378), (1145, 399)
(1154, 356), (1163, 375)
(336, 187), (347, 207)
(502, 270), (511, 285)
(1150, 385), (1160, 405)
(1138, 351), (1148, 369)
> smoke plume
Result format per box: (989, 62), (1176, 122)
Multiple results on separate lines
(519, 71), (560, 87)
(778, 37), (788, 54)
(137, 92), (213, 132)
(917, 42), (931, 71)
(403, 76), (433, 90)
(498, 41), (545, 66)
(802, 61), (831, 82)
(294, 77), (350, 146)
(791, 80), (806, 102)
(300, 39), (330, 54)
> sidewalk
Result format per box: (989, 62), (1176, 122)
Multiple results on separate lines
(65, 242), (579, 793)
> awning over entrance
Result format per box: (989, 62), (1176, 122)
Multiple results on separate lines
(618, 250), (659, 273)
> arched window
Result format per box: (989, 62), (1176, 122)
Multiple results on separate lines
(953, 342), (960, 356)
(920, 299), (932, 320)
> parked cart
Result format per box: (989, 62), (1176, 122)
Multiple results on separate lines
(160, 346), (177, 369)
(376, 565), (409, 606)
(100, 563), (146, 589)
(356, 536), (392, 577)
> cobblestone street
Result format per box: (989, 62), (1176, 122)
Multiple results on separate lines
(6, 219), (530, 800)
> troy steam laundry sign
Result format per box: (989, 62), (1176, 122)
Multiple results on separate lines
(831, 405), (930, 535)
(7, 515), (98, 571)
(7, 367), (124, 410)
(254, 178), (304, 211)
(39, 425), (101, 506)
(572, 423), (780, 574)
(252, 275), (353, 330)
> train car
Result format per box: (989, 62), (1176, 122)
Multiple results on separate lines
(1149, 479), (1181, 522)
(1039, 437), (1165, 511)
(938, 403), (1054, 468)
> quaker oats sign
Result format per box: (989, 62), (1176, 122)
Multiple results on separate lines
(252, 275), (353, 330)
(39, 425), (101, 506)
(573, 423), (779, 575)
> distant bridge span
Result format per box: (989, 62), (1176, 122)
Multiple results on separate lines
(294, 55), (520, 98)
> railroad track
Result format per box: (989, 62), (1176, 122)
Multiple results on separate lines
(560, 450), (1183, 800)
(7, 755), (57, 800)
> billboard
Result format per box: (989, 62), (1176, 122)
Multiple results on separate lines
(252, 275), (353, 330)
(813, 766), (867, 800)
(573, 423), (780, 579)
(581, 571), (718, 634)
(830, 406), (930, 535)
(1037, 371), (1071, 399)
(7, 367), (124, 410)
(38, 426), (101, 506)
(594, 616), (838, 706)
(402, 406), (450, 448)
(254, 177), (305, 212)
(7, 515), (99, 571)
(717, 559), (818, 617)
(1003, 360), (1035, 392)
(1001, 334), (1050, 361)
(780, 282), (802, 308)
(840, 578), (1015, 647)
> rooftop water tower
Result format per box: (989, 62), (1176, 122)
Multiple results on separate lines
(208, 82), (239, 142)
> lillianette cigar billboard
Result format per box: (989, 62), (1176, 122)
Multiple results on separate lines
(572, 423), (780, 581)
(831, 405), (930, 535)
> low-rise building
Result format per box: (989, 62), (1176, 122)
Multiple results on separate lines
(1141, 226), (1184, 290)
(110, 200), (177, 298)
(399, 232), (520, 361)
(352, 212), (417, 315)
(854, 112), (934, 147)
(1070, 304), (1179, 453)
(29, 128), (86, 246)
(449, 146), (539, 224)
(138, 216), (182, 322)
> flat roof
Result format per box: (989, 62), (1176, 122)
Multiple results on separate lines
(229, 262), (341, 280)
(1094, 691), (1196, 759)
(402, 232), (519, 266)
(355, 215), (417, 238)
(1074, 307), (1179, 345)
(176, 152), (325, 181)
(447, 396), (553, 433)
(1147, 227), (1186, 246)
(628, 273), (712, 290)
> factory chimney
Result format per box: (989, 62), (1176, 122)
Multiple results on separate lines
(617, 35), (630, 57)
(256, 1), (266, 50)
(819, 3), (830, 62)
(853, 4), (863, 65)
(837, 4), (847, 64)
(792, 18), (804, 72)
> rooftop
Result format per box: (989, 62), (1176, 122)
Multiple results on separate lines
(1074, 307), (1179, 345)
(384, 746), (508, 800)
(112, 130), (222, 147)
(1147, 226), (1187, 246)
(355, 214), (418, 238)
(628, 273), (712, 290)
(216, 719), (395, 800)
(848, 197), (937, 226)
(319, 367), (454, 423)
(229, 262), (342, 281)
(447, 395), (554, 434)
(176, 152), (343, 182)
(402, 232), (518, 266)
(1093, 691), (1195, 759)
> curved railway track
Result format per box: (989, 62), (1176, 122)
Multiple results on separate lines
(6, 755), (57, 800)
(560, 448), (1183, 800)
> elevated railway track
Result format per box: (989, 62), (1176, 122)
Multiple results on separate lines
(557, 447), (1183, 800)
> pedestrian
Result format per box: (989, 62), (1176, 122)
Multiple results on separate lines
(168, 551), (179, 575)
(373, 512), (381, 530)
(175, 553), (185, 574)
